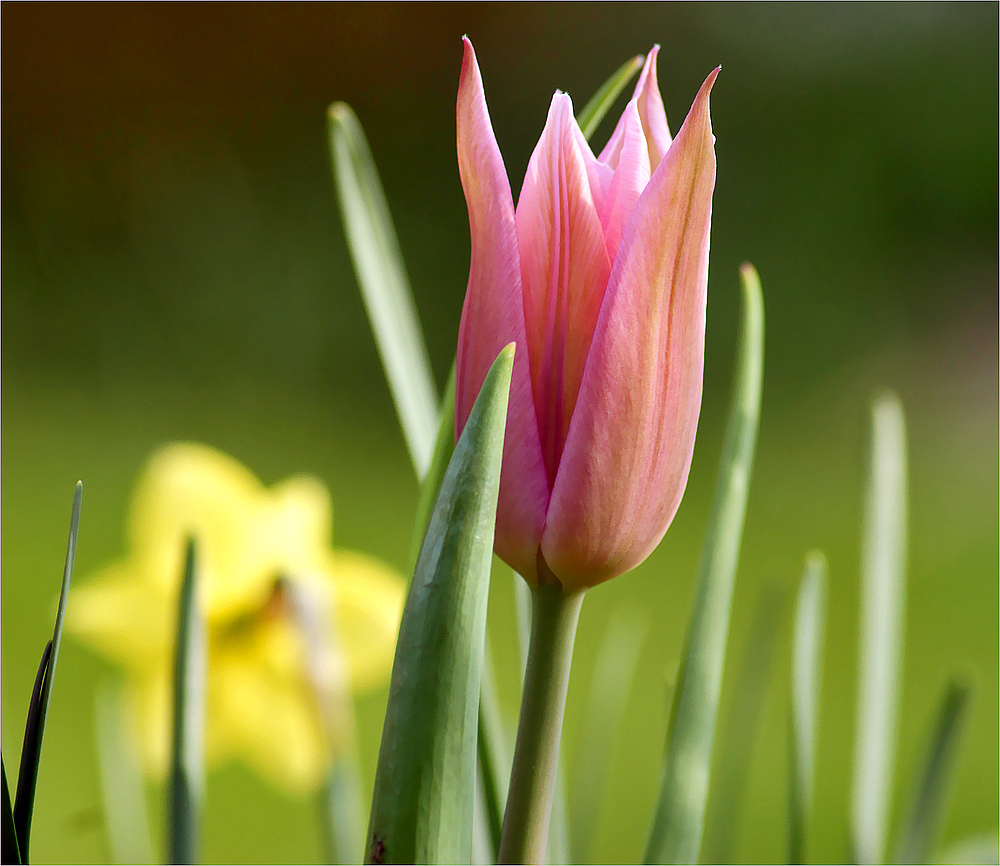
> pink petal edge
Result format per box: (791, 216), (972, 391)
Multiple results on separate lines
(541, 67), (719, 591)
(455, 37), (549, 582)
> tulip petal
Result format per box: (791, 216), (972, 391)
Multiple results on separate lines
(542, 68), (719, 591)
(634, 45), (673, 170)
(456, 37), (548, 581)
(598, 100), (652, 262)
(598, 46), (672, 172)
(516, 91), (613, 488)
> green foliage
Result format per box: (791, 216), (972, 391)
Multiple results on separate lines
(327, 101), (440, 479)
(576, 54), (645, 140)
(365, 346), (513, 864)
(168, 539), (205, 866)
(644, 263), (765, 864)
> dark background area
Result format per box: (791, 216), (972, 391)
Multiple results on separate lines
(3, 4), (997, 863)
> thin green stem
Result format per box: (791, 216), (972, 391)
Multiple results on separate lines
(499, 579), (584, 865)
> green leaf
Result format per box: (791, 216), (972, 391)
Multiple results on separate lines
(702, 587), (786, 864)
(789, 552), (828, 864)
(852, 393), (908, 865)
(14, 480), (82, 863)
(475, 648), (509, 863)
(644, 262), (765, 865)
(576, 54), (645, 141)
(95, 681), (155, 865)
(327, 102), (439, 478)
(168, 539), (205, 866)
(408, 363), (457, 572)
(893, 679), (974, 865)
(572, 608), (648, 863)
(365, 345), (514, 864)
(3, 757), (22, 864)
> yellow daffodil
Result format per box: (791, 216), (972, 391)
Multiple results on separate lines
(68, 442), (404, 794)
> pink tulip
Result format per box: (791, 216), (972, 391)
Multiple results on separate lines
(455, 37), (718, 592)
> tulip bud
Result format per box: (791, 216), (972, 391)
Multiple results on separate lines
(455, 38), (718, 592)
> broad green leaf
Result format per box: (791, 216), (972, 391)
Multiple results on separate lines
(644, 262), (765, 865)
(95, 682), (155, 865)
(327, 102), (439, 478)
(2, 758), (19, 864)
(14, 481), (82, 862)
(702, 587), (785, 864)
(789, 552), (828, 864)
(893, 679), (973, 865)
(572, 608), (648, 863)
(168, 540), (205, 866)
(852, 393), (908, 865)
(408, 363), (456, 573)
(577, 54), (645, 141)
(366, 345), (513, 864)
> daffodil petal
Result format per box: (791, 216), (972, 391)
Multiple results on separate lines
(542, 68), (719, 591)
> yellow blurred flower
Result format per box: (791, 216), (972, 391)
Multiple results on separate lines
(68, 442), (404, 794)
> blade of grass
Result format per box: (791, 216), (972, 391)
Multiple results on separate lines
(852, 393), (908, 865)
(3, 758), (21, 864)
(789, 552), (828, 864)
(702, 586), (786, 864)
(576, 54), (645, 140)
(13, 481), (82, 861)
(644, 262), (765, 865)
(327, 102), (439, 478)
(365, 345), (513, 864)
(893, 679), (973, 865)
(95, 682), (155, 865)
(476, 647), (509, 863)
(572, 608), (649, 863)
(167, 540), (205, 865)
(408, 362), (456, 573)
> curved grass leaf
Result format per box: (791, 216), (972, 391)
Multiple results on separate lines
(789, 552), (828, 864)
(365, 345), (513, 864)
(644, 263), (765, 865)
(168, 540), (205, 865)
(893, 679), (973, 865)
(2, 757), (19, 864)
(577, 54), (645, 141)
(572, 608), (648, 863)
(408, 363), (457, 573)
(95, 682), (155, 865)
(327, 101), (439, 478)
(852, 393), (908, 865)
(702, 586), (786, 864)
(13, 481), (82, 862)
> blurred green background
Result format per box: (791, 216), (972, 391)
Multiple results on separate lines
(3, 3), (996, 863)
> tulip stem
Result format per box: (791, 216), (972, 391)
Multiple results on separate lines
(499, 579), (584, 865)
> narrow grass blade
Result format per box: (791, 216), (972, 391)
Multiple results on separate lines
(935, 831), (999, 865)
(319, 757), (365, 866)
(644, 262), (765, 865)
(476, 648), (509, 863)
(3, 758), (22, 864)
(408, 362), (457, 573)
(366, 345), (513, 864)
(572, 608), (648, 863)
(852, 393), (908, 865)
(789, 552), (828, 864)
(702, 586), (786, 864)
(893, 679), (974, 865)
(328, 102), (439, 478)
(95, 682), (155, 865)
(167, 540), (205, 865)
(282, 577), (365, 865)
(577, 54), (645, 141)
(14, 481), (82, 861)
